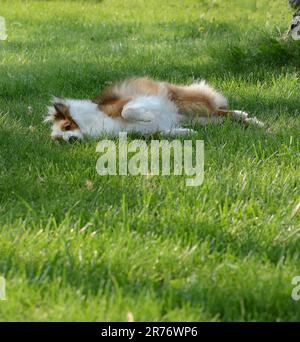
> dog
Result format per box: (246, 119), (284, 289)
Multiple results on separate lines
(45, 77), (264, 142)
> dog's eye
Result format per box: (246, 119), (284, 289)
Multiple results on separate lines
(64, 124), (71, 131)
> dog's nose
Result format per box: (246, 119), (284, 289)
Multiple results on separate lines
(68, 136), (79, 143)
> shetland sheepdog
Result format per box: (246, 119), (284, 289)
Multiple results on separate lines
(45, 77), (263, 142)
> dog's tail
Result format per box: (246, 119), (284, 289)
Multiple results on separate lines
(167, 80), (228, 117)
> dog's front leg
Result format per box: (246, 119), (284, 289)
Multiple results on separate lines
(122, 103), (155, 122)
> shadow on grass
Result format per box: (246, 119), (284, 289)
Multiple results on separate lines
(2, 18), (300, 104)
(209, 34), (300, 73)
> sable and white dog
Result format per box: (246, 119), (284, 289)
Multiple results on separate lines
(45, 77), (263, 142)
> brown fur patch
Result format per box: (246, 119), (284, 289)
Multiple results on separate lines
(53, 103), (79, 130)
(93, 77), (161, 117)
(124, 77), (161, 95)
(167, 84), (215, 117)
(59, 118), (79, 131)
(98, 96), (132, 118)
(215, 109), (230, 117)
(93, 77), (226, 119)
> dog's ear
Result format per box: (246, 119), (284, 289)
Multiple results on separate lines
(54, 102), (67, 115)
(53, 102), (69, 120)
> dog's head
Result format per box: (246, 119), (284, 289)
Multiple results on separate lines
(45, 99), (84, 142)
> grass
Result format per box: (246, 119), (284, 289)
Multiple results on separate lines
(0, 0), (300, 321)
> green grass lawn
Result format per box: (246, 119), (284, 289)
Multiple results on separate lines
(0, 0), (300, 321)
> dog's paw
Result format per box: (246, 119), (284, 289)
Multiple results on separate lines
(122, 106), (154, 122)
(231, 110), (264, 127)
(232, 110), (249, 121)
(244, 117), (265, 128)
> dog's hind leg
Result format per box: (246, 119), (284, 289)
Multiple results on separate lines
(216, 109), (248, 121)
(216, 109), (264, 127)
(167, 81), (228, 118)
